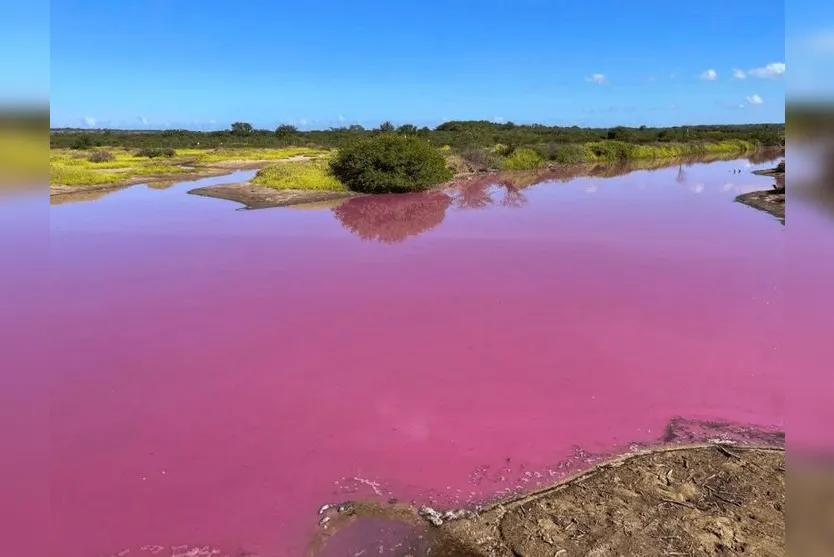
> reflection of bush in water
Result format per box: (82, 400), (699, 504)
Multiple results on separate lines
(746, 148), (784, 165)
(333, 191), (453, 243)
(453, 175), (528, 209)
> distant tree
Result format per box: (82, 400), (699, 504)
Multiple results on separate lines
(70, 135), (94, 150)
(275, 124), (298, 138)
(607, 126), (634, 141)
(397, 124), (418, 135)
(231, 122), (253, 135)
(378, 121), (395, 133)
(348, 124), (365, 132)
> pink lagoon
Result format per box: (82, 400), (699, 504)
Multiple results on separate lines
(4, 157), (794, 556)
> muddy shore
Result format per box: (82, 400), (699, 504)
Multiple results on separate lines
(309, 443), (785, 557)
(735, 166), (785, 222)
(188, 182), (360, 209)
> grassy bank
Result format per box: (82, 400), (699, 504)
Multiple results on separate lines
(251, 159), (347, 192)
(49, 146), (330, 186)
(445, 139), (762, 172)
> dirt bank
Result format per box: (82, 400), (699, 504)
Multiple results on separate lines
(188, 181), (361, 209)
(735, 165), (785, 222)
(309, 444), (785, 557)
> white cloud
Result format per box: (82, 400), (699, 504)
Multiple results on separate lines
(137, 116), (149, 126)
(747, 62), (785, 78)
(586, 73), (608, 85)
(746, 93), (764, 105)
(83, 116), (97, 127)
(732, 68), (747, 79)
(338, 114), (346, 123)
(700, 69), (718, 80)
(492, 116), (506, 123)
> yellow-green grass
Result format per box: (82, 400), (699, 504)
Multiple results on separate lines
(50, 146), (333, 186)
(500, 148), (545, 170)
(252, 159), (347, 191)
(50, 148), (192, 186)
(1, 129), (47, 183)
(176, 147), (331, 163)
(492, 140), (760, 170)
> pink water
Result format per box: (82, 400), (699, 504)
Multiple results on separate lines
(1, 157), (806, 556)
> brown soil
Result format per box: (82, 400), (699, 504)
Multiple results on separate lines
(309, 445), (785, 557)
(187, 182), (360, 210)
(736, 168), (785, 222)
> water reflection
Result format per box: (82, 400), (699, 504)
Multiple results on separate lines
(332, 153), (785, 243)
(454, 174), (528, 210)
(332, 191), (453, 243)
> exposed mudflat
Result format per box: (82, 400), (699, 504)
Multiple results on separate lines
(187, 181), (360, 209)
(311, 445), (785, 557)
(735, 189), (785, 221)
(736, 167), (785, 222)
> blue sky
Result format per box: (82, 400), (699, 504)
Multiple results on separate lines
(49, 0), (785, 130)
(1, 3), (49, 105)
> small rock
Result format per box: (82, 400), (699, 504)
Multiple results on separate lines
(418, 506), (444, 527)
(337, 502), (355, 514)
(441, 509), (475, 522)
(318, 503), (334, 515)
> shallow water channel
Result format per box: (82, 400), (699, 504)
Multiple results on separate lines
(5, 156), (793, 556)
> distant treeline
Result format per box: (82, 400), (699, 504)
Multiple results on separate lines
(51, 120), (785, 151)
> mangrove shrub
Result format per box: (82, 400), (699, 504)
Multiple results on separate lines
(330, 135), (453, 193)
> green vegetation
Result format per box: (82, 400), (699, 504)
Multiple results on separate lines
(330, 134), (452, 193)
(500, 148), (545, 170)
(50, 148), (191, 186)
(252, 160), (347, 191)
(136, 147), (175, 158)
(176, 146), (329, 163)
(49, 120), (784, 189)
(50, 146), (331, 186)
(87, 150), (115, 163)
(50, 121), (784, 152)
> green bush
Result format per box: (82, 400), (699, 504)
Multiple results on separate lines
(70, 135), (95, 150)
(585, 140), (637, 161)
(330, 135), (453, 193)
(136, 147), (176, 158)
(534, 143), (589, 164)
(87, 150), (115, 163)
(500, 148), (544, 170)
(460, 147), (497, 171)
